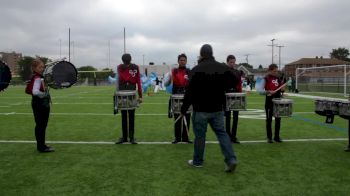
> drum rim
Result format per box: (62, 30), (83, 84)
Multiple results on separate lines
(225, 92), (246, 96)
(116, 90), (137, 95)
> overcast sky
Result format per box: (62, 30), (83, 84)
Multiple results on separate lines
(1, 0), (350, 69)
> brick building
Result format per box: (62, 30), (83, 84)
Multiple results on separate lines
(284, 57), (350, 77)
(0, 52), (22, 76)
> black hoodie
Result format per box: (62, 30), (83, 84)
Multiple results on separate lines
(181, 57), (240, 113)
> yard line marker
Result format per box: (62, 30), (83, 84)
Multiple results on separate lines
(0, 138), (347, 145)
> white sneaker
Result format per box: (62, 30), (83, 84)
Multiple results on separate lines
(188, 160), (203, 168)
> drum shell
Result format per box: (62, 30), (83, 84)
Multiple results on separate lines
(225, 93), (246, 111)
(43, 61), (77, 89)
(171, 94), (192, 114)
(272, 98), (293, 118)
(114, 90), (138, 110)
(339, 101), (350, 119)
(314, 99), (340, 116)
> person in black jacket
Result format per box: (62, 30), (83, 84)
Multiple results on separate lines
(181, 44), (239, 172)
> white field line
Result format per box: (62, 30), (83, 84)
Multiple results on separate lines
(0, 138), (347, 145)
(0, 111), (315, 116)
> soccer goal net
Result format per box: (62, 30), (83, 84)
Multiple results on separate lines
(77, 70), (114, 86)
(296, 64), (350, 97)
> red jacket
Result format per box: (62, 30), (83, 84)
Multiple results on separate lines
(172, 67), (190, 94)
(264, 74), (282, 91)
(117, 64), (142, 98)
(264, 74), (282, 100)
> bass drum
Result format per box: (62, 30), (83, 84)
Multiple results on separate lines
(44, 60), (77, 89)
(0, 60), (12, 91)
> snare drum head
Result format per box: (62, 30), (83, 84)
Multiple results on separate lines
(0, 61), (11, 91)
(272, 98), (293, 104)
(171, 94), (184, 99)
(116, 90), (136, 96)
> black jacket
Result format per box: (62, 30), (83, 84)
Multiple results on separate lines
(181, 57), (239, 113)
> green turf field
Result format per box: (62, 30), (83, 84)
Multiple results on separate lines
(1, 86), (350, 195)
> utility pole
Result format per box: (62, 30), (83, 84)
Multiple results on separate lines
(68, 28), (71, 62)
(276, 45), (285, 70)
(59, 39), (62, 59)
(244, 54), (251, 64)
(268, 38), (276, 64)
(108, 40), (111, 67)
(123, 27), (126, 53)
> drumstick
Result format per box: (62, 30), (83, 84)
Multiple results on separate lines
(273, 83), (287, 93)
(183, 116), (189, 136)
(174, 115), (182, 124)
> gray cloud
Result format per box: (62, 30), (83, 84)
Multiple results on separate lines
(1, 0), (350, 69)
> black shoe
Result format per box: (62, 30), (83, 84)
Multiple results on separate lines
(267, 139), (274, 143)
(225, 162), (237, 173)
(232, 138), (240, 144)
(38, 146), (55, 153)
(130, 138), (138, 144)
(172, 140), (180, 144)
(274, 138), (283, 143)
(183, 140), (193, 144)
(115, 138), (127, 144)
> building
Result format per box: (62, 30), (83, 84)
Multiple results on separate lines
(0, 52), (22, 76)
(139, 64), (178, 78)
(284, 56), (350, 77)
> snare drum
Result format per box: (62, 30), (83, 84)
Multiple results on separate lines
(272, 98), (293, 118)
(44, 60), (77, 89)
(114, 90), (138, 110)
(171, 94), (192, 114)
(315, 99), (340, 116)
(225, 93), (246, 111)
(339, 100), (350, 119)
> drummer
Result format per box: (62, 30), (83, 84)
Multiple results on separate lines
(264, 64), (285, 143)
(225, 55), (242, 144)
(115, 53), (143, 144)
(164, 53), (192, 144)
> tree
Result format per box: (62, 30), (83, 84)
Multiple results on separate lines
(330, 47), (350, 61)
(17, 55), (52, 81)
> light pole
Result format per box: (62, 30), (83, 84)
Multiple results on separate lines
(276, 45), (285, 70)
(59, 39), (62, 59)
(268, 38), (276, 64)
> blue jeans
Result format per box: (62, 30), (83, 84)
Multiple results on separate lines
(191, 111), (237, 165)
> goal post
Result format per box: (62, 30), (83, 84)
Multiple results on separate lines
(295, 64), (350, 97)
(77, 70), (114, 86)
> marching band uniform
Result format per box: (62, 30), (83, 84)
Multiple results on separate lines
(172, 67), (192, 143)
(225, 67), (242, 143)
(165, 54), (192, 144)
(116, 54), (142, 144)
(28, 60), (54, 152)
(264, 65), (284, 143)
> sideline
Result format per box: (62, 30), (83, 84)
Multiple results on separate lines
(0, 138), (347, 145)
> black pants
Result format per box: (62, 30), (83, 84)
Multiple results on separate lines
(121, 109), (135, 141)
(32, 97), (50, 151)
(265, 105), (281, 140)
(174, 113), (191, 142)
(225, 110), (239, 140)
